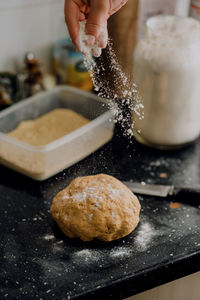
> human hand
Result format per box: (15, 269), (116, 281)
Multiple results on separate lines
(65, 0), (128, 52)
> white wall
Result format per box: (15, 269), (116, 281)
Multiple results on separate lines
(0, 0), (68, 72)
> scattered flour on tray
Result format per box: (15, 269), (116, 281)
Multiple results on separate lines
(72, 246), (132, 265)
(43, 234), (55, 241)
(110, 247), (131, 258)
(73, 249), (100, 263)
(135, 222), (157, 251)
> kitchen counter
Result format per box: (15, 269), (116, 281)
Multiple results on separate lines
(0, 128), (200, 300)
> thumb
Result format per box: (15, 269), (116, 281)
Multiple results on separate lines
(86, 0), (109, 40)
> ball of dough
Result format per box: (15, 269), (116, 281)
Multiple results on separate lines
(50, 174), (141, 242)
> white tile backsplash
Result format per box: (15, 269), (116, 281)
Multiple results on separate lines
(50, 0), (68, 42)
(0, 0), (67, 72)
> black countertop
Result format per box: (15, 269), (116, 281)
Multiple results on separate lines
(1, 130), (200, 300)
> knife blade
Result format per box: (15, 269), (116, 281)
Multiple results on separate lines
(123, 181), (200, 200)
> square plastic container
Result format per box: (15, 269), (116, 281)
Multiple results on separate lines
(0, 86), (114, 180)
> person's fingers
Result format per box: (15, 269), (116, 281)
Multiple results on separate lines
(85, 0), (109, 43)
(109, 0), (128, 16)
(92, 47), (102, 57)
(97, 23), (108, 48)
(85, 35), (96, 46)
(64, 0), (81, 50)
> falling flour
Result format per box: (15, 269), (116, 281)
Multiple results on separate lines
(79, 20), (144, 138)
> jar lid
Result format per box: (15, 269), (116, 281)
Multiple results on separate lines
(145, 15), (200, 44)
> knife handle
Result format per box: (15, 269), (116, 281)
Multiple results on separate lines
(173, 187), (200, 201)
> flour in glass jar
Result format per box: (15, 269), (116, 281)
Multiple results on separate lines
(133, 15), (200, 147)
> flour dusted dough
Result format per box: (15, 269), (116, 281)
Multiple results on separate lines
(50, 174), (141, 242)
(8, 108), (89, 146)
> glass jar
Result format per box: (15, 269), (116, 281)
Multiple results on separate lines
(133, 15), (200, 149)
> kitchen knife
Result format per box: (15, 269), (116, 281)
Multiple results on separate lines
(123, 181), (200, 200)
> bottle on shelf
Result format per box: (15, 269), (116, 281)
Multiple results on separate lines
(0, 85), (12, 110)
(21, 52), (45, 99)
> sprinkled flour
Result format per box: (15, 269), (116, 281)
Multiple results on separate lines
(73, 192), (87, 203)
(79, 20), (144, 138)
(135, 222), (157, 250)
(43, 234), (55, 241)
(110, 247), (131, 258)
(74, 249), (92, 258)
(73, 247), (132, 265)
(73, 249), (100, 263)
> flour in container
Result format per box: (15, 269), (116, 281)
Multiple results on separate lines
(8, 108), (89, 146)
(133, 15), (200, 148)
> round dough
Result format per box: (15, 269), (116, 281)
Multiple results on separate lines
(50, 174), (141, 242)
